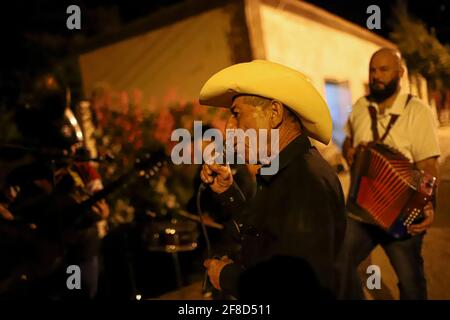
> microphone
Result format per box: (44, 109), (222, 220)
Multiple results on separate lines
(201, 145), (230, 189)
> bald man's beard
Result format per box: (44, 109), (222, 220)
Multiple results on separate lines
(369, 76), (400, 103)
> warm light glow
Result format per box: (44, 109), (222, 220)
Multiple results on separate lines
(165, 228), (176, 235)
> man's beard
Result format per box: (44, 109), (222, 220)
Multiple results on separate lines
(369, 76), (400, 103)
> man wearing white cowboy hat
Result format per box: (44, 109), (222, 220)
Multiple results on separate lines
(200, 60), (346, 298)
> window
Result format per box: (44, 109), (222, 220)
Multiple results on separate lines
(324, 80), (352, 149)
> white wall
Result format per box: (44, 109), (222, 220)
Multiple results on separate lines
(258, 4), (414, 105)
(79, 8), (235, 109)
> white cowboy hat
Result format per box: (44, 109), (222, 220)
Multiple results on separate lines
(199, 60), (332, 145)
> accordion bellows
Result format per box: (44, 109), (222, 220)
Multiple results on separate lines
(347, 143), (436, 239)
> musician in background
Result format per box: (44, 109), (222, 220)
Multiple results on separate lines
(199, 60), (346, 299)
(0, 74), (109, 299)
(339, 48), (440, 299)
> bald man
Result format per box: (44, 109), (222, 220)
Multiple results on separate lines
(338, 48), (440, 299)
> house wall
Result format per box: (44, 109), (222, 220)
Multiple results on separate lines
(79, 7), (236, 109)
(258, 3), (410, 103)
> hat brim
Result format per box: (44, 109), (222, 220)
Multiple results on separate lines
(199, 60), (332, 145)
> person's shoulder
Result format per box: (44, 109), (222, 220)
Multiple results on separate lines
(407, 95), (430, 109)
(354, 96), (369, 106)
(301, 149), (340, 188)
(351, 96), (369, 114)
(405, 95), (434, 117)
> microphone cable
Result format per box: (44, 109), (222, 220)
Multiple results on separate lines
(196, 182), (214, 295)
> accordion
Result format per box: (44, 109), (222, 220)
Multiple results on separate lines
(347, 143), (436, 239)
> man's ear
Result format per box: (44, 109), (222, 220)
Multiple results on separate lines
(269, 100), (284, 129)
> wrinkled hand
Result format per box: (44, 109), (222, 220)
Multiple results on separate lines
(408, 202), (434, 236)
(203, 256), (233, 290)
(91, 199), (110, 220)
(200, 164), (233, 194)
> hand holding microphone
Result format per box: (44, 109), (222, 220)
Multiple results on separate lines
(200, 154), (233, 194)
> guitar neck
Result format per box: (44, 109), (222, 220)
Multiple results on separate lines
(78, 171), (134, 210)
(73, 155), (165, 224)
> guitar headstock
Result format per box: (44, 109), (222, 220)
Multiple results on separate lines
(134, 150), (170, 180)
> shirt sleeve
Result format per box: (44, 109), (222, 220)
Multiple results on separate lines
(410, 102), (441, 162)
(343, 117), (353, 141)
(212, 181), (248, 221)
(344, 97), (365, 141)
(219, 262), (244, 298)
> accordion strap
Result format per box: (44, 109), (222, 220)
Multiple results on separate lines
(368, 94), (413, 142)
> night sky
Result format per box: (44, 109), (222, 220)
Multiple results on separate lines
(0, 0), (448, 43)
(306, 0), (450, 44)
